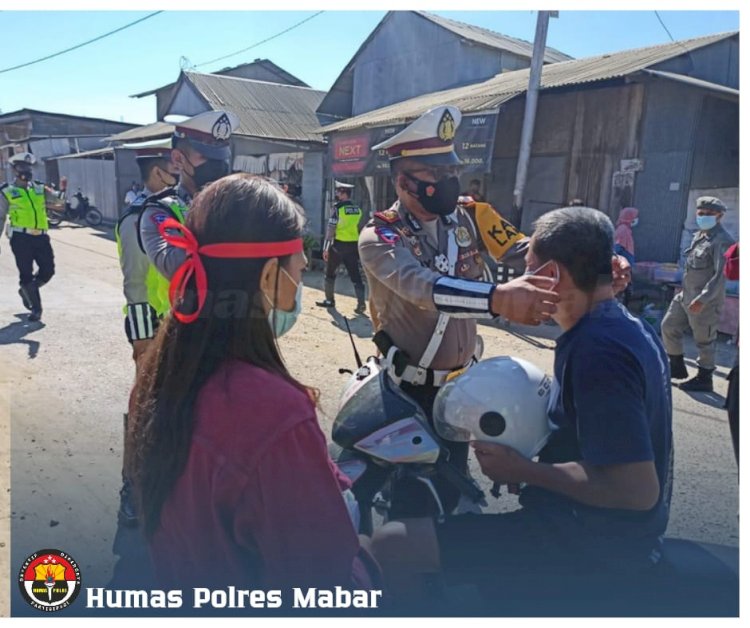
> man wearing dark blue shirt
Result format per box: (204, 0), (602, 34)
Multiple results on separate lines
(370, 206), (674, 610)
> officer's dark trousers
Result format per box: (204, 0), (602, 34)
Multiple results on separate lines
(389, 382), (469, 518)
(325, 240), (363, 288)
(10, 232), (55, 286)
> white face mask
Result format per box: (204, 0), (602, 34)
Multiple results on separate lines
(525, 259), (560, 290)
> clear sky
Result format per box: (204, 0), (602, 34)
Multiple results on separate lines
(0, 8), (740, 125)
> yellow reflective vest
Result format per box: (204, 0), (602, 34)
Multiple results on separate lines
(2, 182), (49, 231)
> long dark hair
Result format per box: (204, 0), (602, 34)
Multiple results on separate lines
(127, 174), (307, 537)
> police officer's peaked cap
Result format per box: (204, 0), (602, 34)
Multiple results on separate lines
(696, 196), (727, 213)
(334, 180), (355, 189)
(171, 110), (239, 160)
(124, 139), (173, 161)
(372, 105), (462, 166)
(9, 152), (36, 166)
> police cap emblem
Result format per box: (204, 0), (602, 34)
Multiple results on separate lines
(438, 109), (456, 142)
(212, 113), (232, 141)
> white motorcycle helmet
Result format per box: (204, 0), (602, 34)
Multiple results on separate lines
(433, 356), (555, 458)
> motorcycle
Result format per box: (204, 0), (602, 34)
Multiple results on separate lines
(46, 190), (103, 227)
(331, 320), (485, 535)
(330, 327), (738, 616)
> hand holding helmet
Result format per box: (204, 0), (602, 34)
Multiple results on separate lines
(434, 356), (554, 458)
(434, 356), (555, 486)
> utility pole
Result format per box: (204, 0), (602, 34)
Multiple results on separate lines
(512, 10), (556, 227)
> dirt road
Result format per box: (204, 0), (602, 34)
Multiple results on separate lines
(0, 223), (739, 610)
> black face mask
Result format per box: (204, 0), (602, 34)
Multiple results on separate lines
(16, 169), (32, 183)
(404, 172), (460, 216)
(192, 158), (229, 189)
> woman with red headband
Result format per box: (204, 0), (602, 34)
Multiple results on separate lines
(126, 174), (378, 591)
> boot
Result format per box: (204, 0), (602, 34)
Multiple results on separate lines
(354, 284), (367, 314)
(668, 354), (689, 380)
(18, 286), (32, 311)
(315, 278), (336, 308)
(23, 282), (42, 322)
(679, 367), (714, 393)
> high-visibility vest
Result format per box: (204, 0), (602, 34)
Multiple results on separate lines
(2, 182), (49, 231)
(115, 197), (188, 317)
(335, 201), (362, 242)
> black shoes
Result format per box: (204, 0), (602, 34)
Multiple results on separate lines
(679, 367), (714, 393)
(316, 299), (336, 308)
(19, 282), (43, 321)
(18, 287), (32, 311)
(668, 354), (689, 380)
(354, 301), (367, 314)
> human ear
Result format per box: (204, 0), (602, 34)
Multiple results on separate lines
(259, 257), (280, 303)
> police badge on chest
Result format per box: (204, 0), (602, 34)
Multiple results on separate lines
(434, 254), (450, 273)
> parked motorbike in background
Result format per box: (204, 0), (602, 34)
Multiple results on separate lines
(46, 190), (103, 227)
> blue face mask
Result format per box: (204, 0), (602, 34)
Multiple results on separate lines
(265, 267), (302, 338)
(696, 215), (718, 231)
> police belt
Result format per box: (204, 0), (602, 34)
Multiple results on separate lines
(373, 329), (469, 387)
(11, 227), (47, 236)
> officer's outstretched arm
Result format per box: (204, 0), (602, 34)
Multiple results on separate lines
(359, 226), (494, 318)
(139, 204), (187, 280)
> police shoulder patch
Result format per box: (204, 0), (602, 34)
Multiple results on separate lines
(374, 208), (399, 224)
(375, 226), (400, 245)
(150, 212), (169, 227)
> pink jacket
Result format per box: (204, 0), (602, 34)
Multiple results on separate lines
(614, 207), (639, 257)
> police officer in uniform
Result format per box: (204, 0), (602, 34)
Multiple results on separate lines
(662, 196), (735, 392)
(138, 110), (238, 280)
(0, 153), (55, 322)
(114, 140), (181, 528)
(316, 180), (367, 313)
(358, 105), (560, 516)
(116, 140), (179, 366)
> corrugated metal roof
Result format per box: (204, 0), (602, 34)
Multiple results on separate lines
(322, 31), (737, 133)
(417, 11), (572, 63)
(131, 59), (309, 98)
(184, 72), (326, 143)
(106, 121), (174, 143)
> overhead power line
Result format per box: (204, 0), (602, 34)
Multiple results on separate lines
(195, 11), (325, 69)
(0, 11), (164, 75)
(654, 11), (676, 42)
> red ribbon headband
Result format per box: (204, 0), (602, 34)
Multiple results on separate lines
(157, 218), (303, 324)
